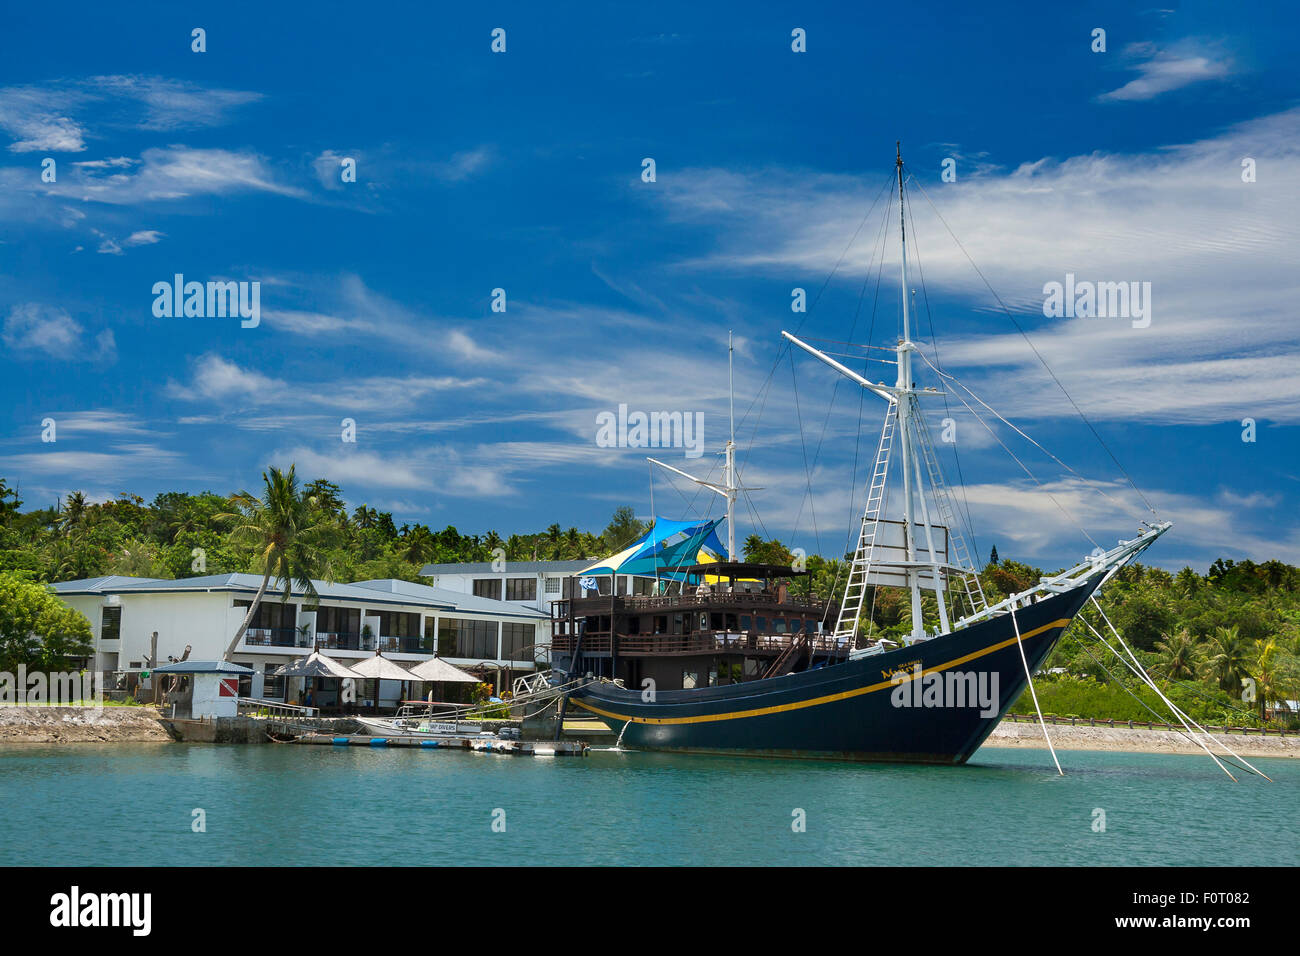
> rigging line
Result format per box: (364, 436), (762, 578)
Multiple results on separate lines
(787, 351), (822, 555)
(801, 187), (895, 491)
(944, 379), (1101, 549)
(649, 461), (659, 592)
(1087, 597), (1271, 781)
(790, 169), (898, 338)
(909, 175), (1158, 517)
(904, 187), (980, 565)
(741, 484), (771, 543)
(1067, 629), (1252, 779)
(798, 350), (896, 364)
(824, 189), (895, 551)
(731, 170), (897, 453)
(822, 193), (896, 634)
(1074, 613), (1244, 780)
(739, 184), (891, 488)
(790, 336), (898, 352)
(1009, 601), (1064, 774)
(913, 349), (1147, 524)
(789, 191), (895, 554)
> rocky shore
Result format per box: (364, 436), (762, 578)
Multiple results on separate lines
(983, 720), (1300, 758)
(0, 705), (171, 743)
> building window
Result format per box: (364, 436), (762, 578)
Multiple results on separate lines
(263, 668), (285, 699)
(233, 599), (297, 631)
(682, 670), (698, 689)
(437, 618), (498, 659)
(501, 622), (533, 661)
(473, 579), (503, 600)
(316, 606), (361, 637)
(505, 578), (536, 601)
(544, 577), (561, 594)
(100, 606), (121, 642)
(377, 611), (420, 638)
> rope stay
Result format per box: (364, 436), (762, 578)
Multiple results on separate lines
(908, 175), (1158, 517)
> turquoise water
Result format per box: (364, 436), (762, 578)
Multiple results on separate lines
(0, 743), (1294, 866)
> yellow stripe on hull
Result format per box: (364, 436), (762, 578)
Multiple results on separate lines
(571, 618), (1070, 726)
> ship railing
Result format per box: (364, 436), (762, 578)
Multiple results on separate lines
(552, 631), (851, 656)
(949, 522), (1172, 633)
(237, 697), (319, 719)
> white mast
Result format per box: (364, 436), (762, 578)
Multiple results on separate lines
(895, 142), (925, 643)
(648, 330), (745, 562)
(726, 330), (737, 561)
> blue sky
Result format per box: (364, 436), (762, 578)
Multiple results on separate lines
(2, 1), (1298, 572)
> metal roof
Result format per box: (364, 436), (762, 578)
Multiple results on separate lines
(49, 574), (543, 618)
(152, 660), (253, 674)
(350, 578), (548, 618)
(418, 560), (591, 576)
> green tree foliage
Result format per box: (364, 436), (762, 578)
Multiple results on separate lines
(0, 571), (93, 671)
(8, 469), (1299, 725)
(218, 466), (338, 660)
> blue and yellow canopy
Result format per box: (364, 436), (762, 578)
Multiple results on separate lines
(579, 517), (727, 579)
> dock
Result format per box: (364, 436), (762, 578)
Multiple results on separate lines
(289, 733), (588, 756)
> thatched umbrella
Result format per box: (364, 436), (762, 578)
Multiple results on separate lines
(408, 656), (480, 711)
(351, 651), (417, 712)
(271, 650), (364, 708)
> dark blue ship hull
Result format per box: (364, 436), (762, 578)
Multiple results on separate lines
(568, 576), (1100, 763)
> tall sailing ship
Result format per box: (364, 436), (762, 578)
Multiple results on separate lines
(552, 146), (1170, 764)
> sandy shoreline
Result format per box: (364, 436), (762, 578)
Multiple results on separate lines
(0, 705), (171, 743)
(983, 721), (1300, 758)
(1, 706), (1296, 757)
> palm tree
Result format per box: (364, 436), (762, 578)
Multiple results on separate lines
(402, 525), (436, 564)
(1201, 624), (1251, 694)
(59, 491), (89, 533)
(1251, 639), (1295, 722)
(218, 466), (336, 661)
(1153, 628), (1201, 681)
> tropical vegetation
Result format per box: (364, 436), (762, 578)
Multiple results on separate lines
(2, 472), (1297, 727)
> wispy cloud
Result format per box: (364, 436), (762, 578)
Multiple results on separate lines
(0, 75), (261, 153)
(1, 303), (116, 363)
(650, 107), (1300, 425)
(165, 353), (489, 413)
(53, 145), (305, 203)
(1098, 40), (1233, 103)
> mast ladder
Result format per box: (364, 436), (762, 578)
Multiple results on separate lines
(835, 402), (897, 642)
(912, 402), (987, 620)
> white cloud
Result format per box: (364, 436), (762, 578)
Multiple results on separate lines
(166, 353), (488, 413)
(57, 145), (305, 203)
(0, 75), (261, 153)
(88, 75), (261, 130)
(432, 146), (495, 183)
(650, 107), (1300, 425)
(0, 443), (183, 479)
(124, 229), (164, 246)
(1, 303), (116, 362)
(1099, 41), (1232, 102)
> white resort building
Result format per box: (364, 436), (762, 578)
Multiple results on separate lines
(51, 573), (548, 707)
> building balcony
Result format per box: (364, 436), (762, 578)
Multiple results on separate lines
(315, 631), (366, 651)
(552, 630), (850, 658)
(374, 636), (434, 655)
(243, 627), (309, 648)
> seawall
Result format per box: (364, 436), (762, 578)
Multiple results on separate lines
(0, 705), (171, 743)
